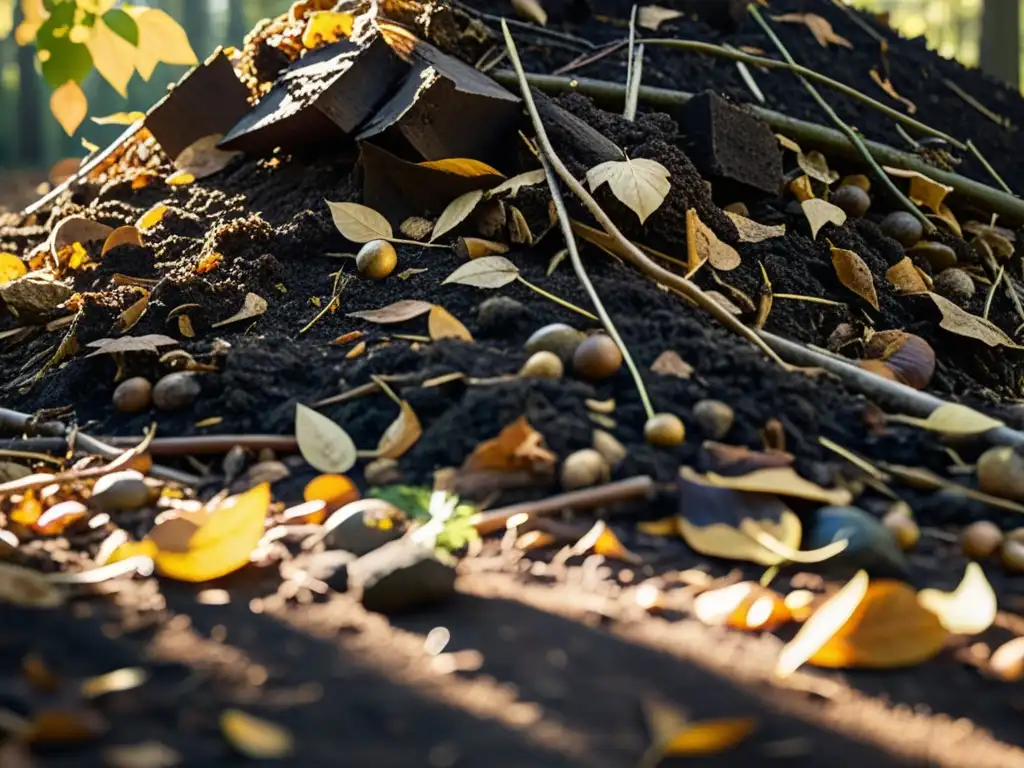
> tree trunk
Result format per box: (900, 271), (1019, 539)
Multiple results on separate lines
(227, 1), (248, 46)
(16, 38), (42, 166)
(183, 0), (210, 62)
(979, 0), (1020, 87)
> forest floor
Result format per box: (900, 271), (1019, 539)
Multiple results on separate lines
(2, 0), (1024, 765)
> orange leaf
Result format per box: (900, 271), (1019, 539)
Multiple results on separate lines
(869, 68), (917, 114)
(10, 490), (43, 527)
(377, 401), (422, 459)
(463, 416), (556, 473)
(572, 520), (643, 563)
(428, 305), (474, 342)
(773, 12), (852, 48)
(303, 474), (359, 510)
(101, 226), (143, 257)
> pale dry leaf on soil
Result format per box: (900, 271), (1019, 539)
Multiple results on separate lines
(378, 401), (423, 459)
(295, 403), (357, 473)
(50, 215), (113, 257)
(443, 255), (520, 288)
(830, 246), (879, 310)
(486, 169), (546, 198)
(220, 709), (293, 759)
(650, 350), (694, 378)
(772, 12), (852, 48)
(103, 740), (182, 768)
(637, 5), (684, 29)
(686, 209), (741, 271)
(101, 226), (143, 257)
(706, 290), (743, 314)
(798, 150), (839, 185)
(801, 198), (847, 239)
(456, 237), (510, 260)
(118, 290), (150, 333)
(428, 305), (474, 342)
(883, 167), (953, 213)
(989, 637), (1024, 682)
(918, 562), (996, 635)
(885, 257), (928, 294)
(571, 520), (643, 564)
(0, 253), (27, 284)
(697, 466), (853, 505)
(212, 293), (268, 328)
(926, 292), (1024, 349)
(891, 402), (1005, 436)
(166, 170), (196, 186)
(85, 334), (177, 357)
(431, 190), (484, 242)
(869, 68), (917, 114)
(418, 157), (504, 178)
(326, 201), (393, 243)
(725, 211), (786, 243)
(586, 157), (671, 224)
(547, 248), (568, 276)
(693, 581), (792, 632)
(511, 0), (548, 25)
(173, 134), (242, 179)
(347, 299), (434, 324)
(136, 203), (168, 231)
(640, 696), (757, 766)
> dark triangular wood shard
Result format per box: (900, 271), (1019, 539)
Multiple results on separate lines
(218, 35), (408, 155)
(144, 49), (251, 162)
(356, 41), (521, 165)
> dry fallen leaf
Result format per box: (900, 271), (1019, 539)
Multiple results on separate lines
(687, 209), (741, 271)
(50, 215), (113, 262)
(486, 169), (546, 198)
(136, 203), (168, 231)
(431, 190), (484, 242)
(428, 305), (474, 342)
(831, 246), (879, 310)
(884, 167), (953, 214)
(455, 237), (510, 260)
(101, 226), (143, 257)
(926, 292), (1024, 349)
(418, 158), (504, 178)
(918, 562), (996, 635)
(650, 350), (693, 379)
(348, 299), (434, 324)
(295, 403), (357, 473)
(0, 253), (27, 284)
(463, 416), (556, 473)
(443, 255), (520, 288)
(693, 581), (792, 632)
(378, 401), (423, 459)
(165, 170), (195, 186)
(789, 175), (815, 202)
(869, 68), (917, 114)
(326, 201), (393, 243)
(989, 636), (1024, 681)
(586, 157), (671, 224)
(118, 290), (150, 333)
(86, 334), (178, 357)
(801, 199), (847, 239)
(773, 12), (852, 48)
(511, 0), (548, 25)
(725, 211), (786, 243)
(638, 5), (683, 30)
(571, 520), (643, 564)
(696, 466), (852, 505)
(211, 293), (267, 328)
(174, 134), (241, 179)
(892, 402), (1004, 436)
(220, 709), (293, 759)
(885, 257), (928, 294)
(641, 696), (757, 764)
(103, 741), (182, 768)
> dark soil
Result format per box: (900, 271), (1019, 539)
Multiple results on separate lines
(3, 0), (1024, 765)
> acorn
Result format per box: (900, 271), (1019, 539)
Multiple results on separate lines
(961, 520), (1003, 559)
(561, 449), (610, 490)
(977, 446), (1024, 502)
(909, 241), (957, 271)
(862, 330), (935, 390)
(880, 211), (924, 248)
(112, 377), (152, 413)
(89, 471), (152, 512)
(572, 334), (623, 380)
(524, 323), (586, 365)
(882, 505), (920, 551)
(692, 400), (733, 440)
(644, 413), (685, 447)
(933, 268), (975, 303)
(592, 429), (628, 469)
(355, 240), (397, 279)
(152, 372), (200, 411)
(1002, 539), (1024, 572)
(519, 351), (563, 379)
(831, 184), (871, 218)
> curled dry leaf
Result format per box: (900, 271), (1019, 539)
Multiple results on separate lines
(212, 293), (267, 328)
(50, 215), (113, 264)
(773, 12), (852, 48)
(642, 697), (757, 760)
(695, 466), (852, 505)
(378, 401), (423, 459)
(926, 292), (1024, 349)
(511, 0), (548, 25)
(571, 520), (643, 564)
(918, 562), (996, 635)
(418, 158), (504, 178)
(830, 246), (879, 310)
(428, 305), (474, 342)
(220, 709), (293, 759)
(165, 170), (195, 186)
(725, 211), (786, 243)
(801, 198), (847, 239)
(295, 403), (357, 473)
(173, 134), (241, 179)
(443, 255), (519, 288)
(650, 350), (694, 379)
(687, 209), (741, 271)
(885, 257), (928, 294)
(463, 415), (556, 473)
(586, 157), (671, 224)
(431, 190), (484, 242)
(86, 334), (177, 357)
(326, 201), (393, 243)
(93, 111), (145, 125)
(302, 10), (355, 47)
(118, 290), (150, 333)
(101, 226), (143, 257)
(486, 169), (546, 198)
(638, 5), (683, 30)
(883, 167), (953, 214)
(693, 581), (791, 632)
(789, 175), (814, 202)
(136, 203), (168, 231)
(894, 402), (1004, 436)
(869, 68), (917, 114)
(0, 253), (27, 284)
(347, 299), (433, 324)
(455, 237), (509, 260)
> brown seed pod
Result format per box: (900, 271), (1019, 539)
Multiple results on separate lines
(644, 413), (685, 447)
(519, 351), (564, 379)
(830, 185), (871, 218)
(356, 240), (397, 279)
(977, 446), (1024, 502)
(112, 377), (152, 413)
(153, 372), (201, 411)
(880, 211), (924, 248)
(961, 520), (1003, 559)
(561, 449), (610, 490)
(573, 334), (623, 380)
(859, 330), (935, 390)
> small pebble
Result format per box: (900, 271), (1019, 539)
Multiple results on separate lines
(977, 446), (1024, 502)
(882, 508), (920, 551)
(152, 373), (200, 411)
(573, 334), (623, 380)
(644, 413), (685, 447)
(1002, 539), (1024, 572)
(830, 185), (871, 218)
(519, 351), (563, 379)
(692, 400), (733, 440)
(476, 296), (526, 330)
(880, 211), (924, 248)
(961, 520), (1003, 559)
(365, 457), (402, 486)
(89, 471), (151, 512)
(561, 449), (610, 490)
(524, 323), (586, 365)
(592, 429), (627, 469)
(911, 241), (957, 271)
(932, 268), (975, 302)
(112, 377), (152, 413)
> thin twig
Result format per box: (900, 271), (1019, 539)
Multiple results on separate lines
(968, 139), (1015, 196)
(516, 275), (599, 320)
(830, 0), (888, 44)
(748, 6), (933, 232)
(624, 44), (644, 121)
(942, 78), (1012, 129)
(726, 43), (765, 104)
(984, 265), (1005, 320)
(453, 1), (596, 50)
(894, 122), (920, 150)
(554, 40), (628, 76)
(625, 5), (638, 119)
(774, 293), (845, 306)
(501, 21), (787, 367)
(540, 152), (655, 420)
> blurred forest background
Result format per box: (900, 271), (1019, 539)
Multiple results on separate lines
(0, 0), (1019, 173)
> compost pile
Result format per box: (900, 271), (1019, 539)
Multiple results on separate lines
(2, 0), (1024, 765)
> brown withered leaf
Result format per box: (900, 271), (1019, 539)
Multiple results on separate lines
(463, 416), (556, 473)
(637, 5), (683, 30)
(377, 401), (422, 459)
(650, 350), (694, 379)
(174, 134), (241, 179)
(725, 211), (786, 243)
(428, 305), (474, 342)
(86, 334), (178, 357)
(801, 199), (846, 239)
(830, 247), (879, 310)
(118, 290), (150, 333)
(211, 293), (267, 328)
(571, 520), (643, 564)
(869, 68), (917, 114)
(885, 257), (928, 294)
(101, 226), (143, 257)
(686, 209), (740, 271)
(773, 12), (852, 48)
(641, 696), (757, 762)
(348, 299), (433, 324)
(49, 215), (113, 266)
(883, 167), (953, 214)
(789, 175), (815, 202)
(927, 292), (1024, 349)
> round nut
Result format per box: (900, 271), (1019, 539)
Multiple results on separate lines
(355, 240), (397, 280)
(644, 413), (685, 447)
(882, 508), (919, 551)
(519, 351), (564, 379)
(152, 372), (201, 411)
(831, 185), (871, 218)
(692, 400), (734, 440)
(978, 446), (1024, 502)
(561, 449), (610, 490)
(112, 377), (152, 413)
(961, 520), (1004, 559)
(89, 471), (152, 512)
(524, 323), (586, 365)
(990, 637), (1024, 682)
(910, 241), (957, 271)
(572, 334), (623, 380)
(592, 429), (628, 469)
(933, 268), (975, 303)
(1002, 539), (1024, 572)
(880, 211), (924, 248)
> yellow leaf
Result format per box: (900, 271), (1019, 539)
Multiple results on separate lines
(84, 18), (136, 97)
(572, 520), (643, 563)
(641, 697), (756, 763)
(136, 203), (168, 231)
(918, 562), (996, 635)
(92, 110), (144, 126)
(885, 257), (928, 294)
(0, 253), (27, 284)
(418, 158), (505, 178)
(800, 198), (846, 239)
(377, 401), (422, 459)
(153, 484), (271, 582)
(830, 246), (879, 310)
(129, 8), (198, 81)
(14, 0), (47, 45)
(637, 517), (679, 536)
(586, 157), (671, 224)
(428, 304), (474, 342)
(789, 175), (814, 202)
(693, 581), (791, 631)
(50, 81), (87, 136)
(686, 208), (740, 271)
(101, 226), (143, 257)
(165, 170), (195, 186)
(883, 166), (953, 214)
(303, 474), (359, 508)
(302, 10), (354, 48)
(510, 0), (548, 25)
(118, 290), (150, 333)
(696, 466), (852, 505)
(295, 403), (357, 473)
(220, 710), (293, 759)
(891, 402), (1005, 436)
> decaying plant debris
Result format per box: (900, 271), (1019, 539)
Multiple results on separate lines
(3, 0), (1024, 764)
